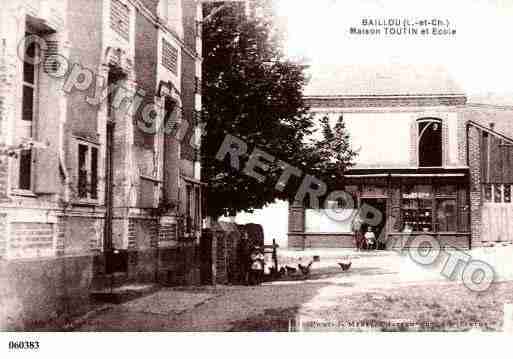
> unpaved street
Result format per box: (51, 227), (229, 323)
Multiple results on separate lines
(75, 249), (513, 331)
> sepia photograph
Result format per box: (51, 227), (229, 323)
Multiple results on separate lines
(1, 0), (513, 355)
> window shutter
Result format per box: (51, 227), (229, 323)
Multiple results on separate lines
(162, 39), (178, 74)
(111, 0), (130, 40)
(43, 40), (59, 74)
(34, 147), (60, 194)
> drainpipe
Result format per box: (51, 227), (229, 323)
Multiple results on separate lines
(466, 122), (472, 249)
(487, 123), (494, 183)
(59, 151), (70, 203)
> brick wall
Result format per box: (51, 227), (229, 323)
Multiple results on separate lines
(62, 217), (102, 256)
(56, 216), (66, 256)
(305, 234), (354, 248)
(9, 223), (55, 259)
(288, 203), (305, 248)
(409, 119), (418, 166)
(139, 0), (159, 15)
(306, 96), (467, 109)
(134, 11), (158, 148)
(468, 125), (482, 247)
(159, 222), (178, 243)
(0, 254), (97, 330)
(180, 51), (196, 161)
(0, 214), (6, 258)
(215, 234), (228, 284)
(66, 0), (103, 138)
(182, 0), (198, 52)
(442, 116), (450, 166)
(128, 218), (159, 249)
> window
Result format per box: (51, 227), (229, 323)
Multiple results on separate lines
(483, 183), (513, 203)
(18, 150), (32, 190)
(185, 184), (193, 233)
(436, 199), (457, 232)
(401, 182), (466, 233)
(195, 187), (201, 230)
(418, 119), (442, 167)
(305, 204), (357, 234)
(16, 33), (39, 190)
(162, 39), (178, 74)
(78, 143), (99, 200)
(402, 184), (433, 232)
(91, 147), (98, 199)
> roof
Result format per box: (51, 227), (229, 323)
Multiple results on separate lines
(303, 63), (465, 98)
(467, 93), (513, 107)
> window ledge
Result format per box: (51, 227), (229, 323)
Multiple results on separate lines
(73, 199), (100, 206)
(11, 189), (37, 197)
(390, 232), (470, 235)
(140, 175), (162, 183)
(287, 232), (354, 236)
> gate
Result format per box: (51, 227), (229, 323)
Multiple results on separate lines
(481, 183), (513, 244)
(481, 204), (513, 243)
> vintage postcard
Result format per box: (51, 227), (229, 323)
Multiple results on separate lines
(0, 0), (512, 356)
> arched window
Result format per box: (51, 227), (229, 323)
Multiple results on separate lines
(418, 118), (442, 167)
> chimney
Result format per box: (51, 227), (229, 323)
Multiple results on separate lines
(490, 122), (495, 131)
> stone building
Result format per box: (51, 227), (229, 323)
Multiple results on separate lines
(288, 64), (513, 249)
(0, 0), (203, 328)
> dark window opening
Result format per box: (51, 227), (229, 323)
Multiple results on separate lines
(78, 143), (99, 200)
(78, 144), (88, 198)
(186, 185), (193, 233)
(22, 86), (34, 124)
(23, 35), (36, 84)
(19, 150), (32, 190)
(21, 32), (37, 132)
(91, 147), (98, 199)
(195, 187), (201, 230)
(418, 119), (442, 167)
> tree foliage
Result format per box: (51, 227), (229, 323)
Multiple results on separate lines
(201, 2), (356, 218)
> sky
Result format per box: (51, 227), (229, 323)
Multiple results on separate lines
(274, 0), (513, 101)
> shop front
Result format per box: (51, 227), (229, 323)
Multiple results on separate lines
(344, 168), (471, 249)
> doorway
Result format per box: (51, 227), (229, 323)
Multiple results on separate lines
(360, 198), (387, 249)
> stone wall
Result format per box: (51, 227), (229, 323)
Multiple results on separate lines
(0, 254), (98, 330)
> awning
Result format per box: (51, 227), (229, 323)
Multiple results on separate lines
(344, 167), (469, 178)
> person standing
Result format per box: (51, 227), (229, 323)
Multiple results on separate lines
(364, 227), (376, 250)
(249, 246), (264, 285)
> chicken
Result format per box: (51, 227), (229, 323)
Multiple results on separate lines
(338, 261), (352, 271)
(285, 265), (297, 275)
(298, 260), (314, 276)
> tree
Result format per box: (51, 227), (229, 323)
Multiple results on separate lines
(201, 2), (356, 218)
(309, 115), (358, 190)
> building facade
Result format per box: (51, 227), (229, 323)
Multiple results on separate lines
(288, 65), (513, 250)
(0, 0), (203, 328)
